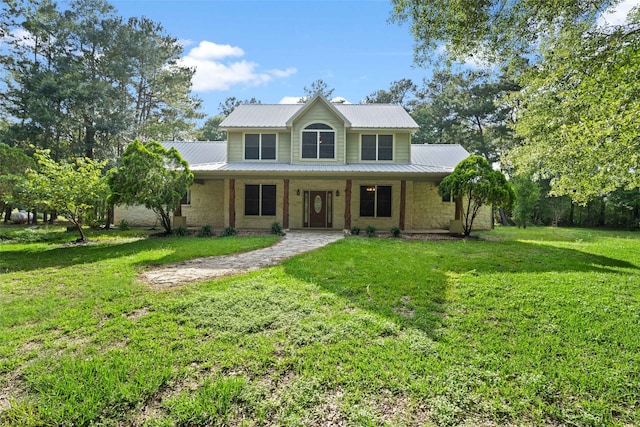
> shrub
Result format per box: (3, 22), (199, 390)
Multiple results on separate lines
(365, 225), (376, 237)
(174, 226), (188, 237)
(119, 219), (129, 231)
(390, 226), (401, 238)
(271, 222), (283, 236)
(350, 226), (361, 236)
(198, 224), (214, 237)
(220, 226), (237, 237)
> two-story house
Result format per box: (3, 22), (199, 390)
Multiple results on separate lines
(114, 94), (492, 232)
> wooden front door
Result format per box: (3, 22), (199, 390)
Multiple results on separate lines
(305, 191), (333, 228)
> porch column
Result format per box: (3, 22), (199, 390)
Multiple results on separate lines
(229, 179), (236, 227)
(400, 180), (406, 230)
(283, 179), (289, 229)
(344, 179), (352, 230)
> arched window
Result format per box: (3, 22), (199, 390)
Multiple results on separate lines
(301, 123), (335, 159)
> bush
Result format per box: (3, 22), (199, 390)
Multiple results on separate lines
(198, 224), (214, 237)
(390, 226), (401, 238)
(174, 226), (188, 237)
(350, 226), (361, 236)
(271, 222), (283, 236)
(365, 225), (376, 237)
(220, 226), (237, 237)
(119, 219), (129, 231)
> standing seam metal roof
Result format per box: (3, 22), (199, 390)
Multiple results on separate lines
(219, 103), (419, 129)
(161, 142), (468, 174)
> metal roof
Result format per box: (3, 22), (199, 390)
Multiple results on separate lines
(160, 142), (468, 175)
(220, 99), (419, 130)
(189, 162), (452, 174)
(160, 141), (227, 165)
(411, 144), (469, 169)
(219, 104), (301, 128)
(334, 104), (419, 129)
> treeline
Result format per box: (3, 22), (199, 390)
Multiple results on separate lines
(0, 0), (202, 162)
(365, 71), (639, 230)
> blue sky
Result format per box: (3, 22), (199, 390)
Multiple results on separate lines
(109, 0), (431, 117)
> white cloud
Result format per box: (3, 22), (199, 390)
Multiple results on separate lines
(188, 41), (244, 60)
(2, 28), (36, 49)
(279, 96), (304, 104)
(178, 39), (196, 48)
(180, 40), (297, 92)
(597, 0), (638, 27)
(269, 67), (297, 78)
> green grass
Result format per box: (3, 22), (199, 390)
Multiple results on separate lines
(1, 226), (639, 426)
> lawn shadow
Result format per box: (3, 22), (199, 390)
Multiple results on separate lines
(282, 238), (638, 339)
(0, 238), (174, 273)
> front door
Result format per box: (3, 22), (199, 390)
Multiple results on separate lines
(305, 191), (332, 228)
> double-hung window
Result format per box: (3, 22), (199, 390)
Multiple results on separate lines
(361, 134), (393, 161)
(245, 134), (276, 160)
(301, 123), (335, 159)
(359, 185), (392, 217)
(245, 184), (276, 216)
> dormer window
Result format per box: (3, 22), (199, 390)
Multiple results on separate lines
(302, 123), (335, 159)
(361, 134), (393, 161)
(245, 133), (276, 160)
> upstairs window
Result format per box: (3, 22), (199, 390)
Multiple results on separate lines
(245, 134), (276, 160)
(361, 134), (393, 161)
(302, 123), (335, 159)
(360, 185), (392, 217)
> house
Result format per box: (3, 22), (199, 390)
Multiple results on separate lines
(114, 94), (492, 232)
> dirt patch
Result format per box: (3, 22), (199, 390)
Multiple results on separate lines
(123, 307), (150, 321)
(309, 389), (348, 426)
(393, 296), (415, 318)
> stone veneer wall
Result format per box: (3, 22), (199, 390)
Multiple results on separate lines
(408, 180), (492, 230)
(182, 180), (225, 227)
(113, 204), (159, 227)
(114, 178), (493, 231)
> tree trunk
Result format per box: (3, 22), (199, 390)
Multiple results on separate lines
(598, 198), (606, 227)
(105, 205), (114, 230)
(568, 202), (575, 227)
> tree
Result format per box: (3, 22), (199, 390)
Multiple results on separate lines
(301, 79), (334, 102)
(218, 97), (261, 117)
(507, 20), (640, 204)
(511, 174), (540, 228)
(199, 115), (227, 141)
(0, 143), (35, 221)
(411, 70), (519, 163)
(18, 149), (108, 241)
(0, 0), (202, 161)
(364, 78), (417, 108)
(438, 155), (514, 236)
(389, 0), (620, 65)
(390, 0), (640, 204)
(108, 140), (193, 234)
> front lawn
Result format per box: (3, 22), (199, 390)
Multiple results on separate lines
(1, 226), (638, 426)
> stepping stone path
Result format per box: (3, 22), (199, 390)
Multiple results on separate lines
(141, 231), (344, 289)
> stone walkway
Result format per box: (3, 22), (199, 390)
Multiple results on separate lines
(141, 231), (344, 289)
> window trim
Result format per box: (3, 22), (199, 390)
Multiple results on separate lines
(243, 133), (278, 161)
(300, 122), (337, 161)
(359, 185), (392, 218)
(244, 184), (277, 217)
(360, 133), (394, 162)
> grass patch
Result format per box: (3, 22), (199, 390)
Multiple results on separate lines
(1, 226), (639, 426)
